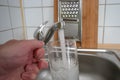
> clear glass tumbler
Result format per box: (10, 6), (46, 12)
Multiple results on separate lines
(46, 40), (79, 80)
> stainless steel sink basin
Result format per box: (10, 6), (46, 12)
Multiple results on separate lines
(78, 53), (120, 80)
(36, 49), (120, 80)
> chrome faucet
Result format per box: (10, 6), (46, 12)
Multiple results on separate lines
(34, 21), (65, 44)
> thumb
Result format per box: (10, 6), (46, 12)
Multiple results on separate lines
(26, 39), (44, 50)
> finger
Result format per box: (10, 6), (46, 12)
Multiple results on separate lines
(21, 71), (37, 80)
(27, 53), (33, 64)
(34, 48), (45, 60)
(25, 39), (44, 50)
(25, 64), (39, 73)
(37, 60), (48, 70)
(32, 58), (37, 63)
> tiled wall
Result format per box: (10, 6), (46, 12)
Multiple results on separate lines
(0, 0), (120, 44)
(0, 0), (24, 44)
(24, 0), (120, 44)
(23, 0), (54, 39)
(98, 0), (120, 44)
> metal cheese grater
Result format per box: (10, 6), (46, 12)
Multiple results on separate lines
(58, 0), (82, 40)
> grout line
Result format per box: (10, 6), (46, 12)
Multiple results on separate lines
(103, 26), (120, 27)
(99, 26), (120, 27)
(105, 3), (120, 5)
(99, 3), (120, 5)
(0, 27), (23, 32)
(0, 5), (9, 7)
(0, 5), (20, 8)
(0, 28), (12, 32)
(21, 26), (50, 28)
(24, 6), (53, 8)
(26, 26), (38, 28)
(0, 26), (25, 31)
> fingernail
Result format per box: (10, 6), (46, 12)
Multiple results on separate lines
(39, 41), (44, 46)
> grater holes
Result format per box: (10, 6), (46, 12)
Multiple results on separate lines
(61, 1), (79, 19)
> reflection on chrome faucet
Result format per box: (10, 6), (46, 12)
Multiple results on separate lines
(34, 21), (65, 44)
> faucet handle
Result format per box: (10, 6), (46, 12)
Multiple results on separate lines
(43, 21), (65, 44)
(34, 21), (48, 41)
(34, 21), (65, 45)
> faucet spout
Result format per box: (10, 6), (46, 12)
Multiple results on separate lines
(44, 21), (65, 44)
(34, 21), (65, 44)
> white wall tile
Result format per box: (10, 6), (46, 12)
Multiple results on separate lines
(43, 7), (54, 26)
(26, 27), (37, 39)
(13, 28), (24, 40)
(0, 30), (13, 44)
(23, 0), (42, 7)
(0, 7), (11, 31)
(106, 0), (120, 4)
(24, 8), (42, 26)
(9, 8), (22, 28)
(105, 5), (120, 26)
(104, 27), (120, 44)
(99, 0), (106, 4)
(98, 27), (104, 43)
(98, 5), (105, 26)
(0, 0), (8, 5)
(8, 0), (20, 7)
(43, 0), (53, 6)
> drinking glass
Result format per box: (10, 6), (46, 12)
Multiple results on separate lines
(46, 40), (79, 80)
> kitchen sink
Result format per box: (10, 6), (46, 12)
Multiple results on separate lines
(78, 53), (120, 80)
(36, 49), (120, 80)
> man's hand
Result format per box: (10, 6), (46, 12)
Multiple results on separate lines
(0, 39), (48, 80)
